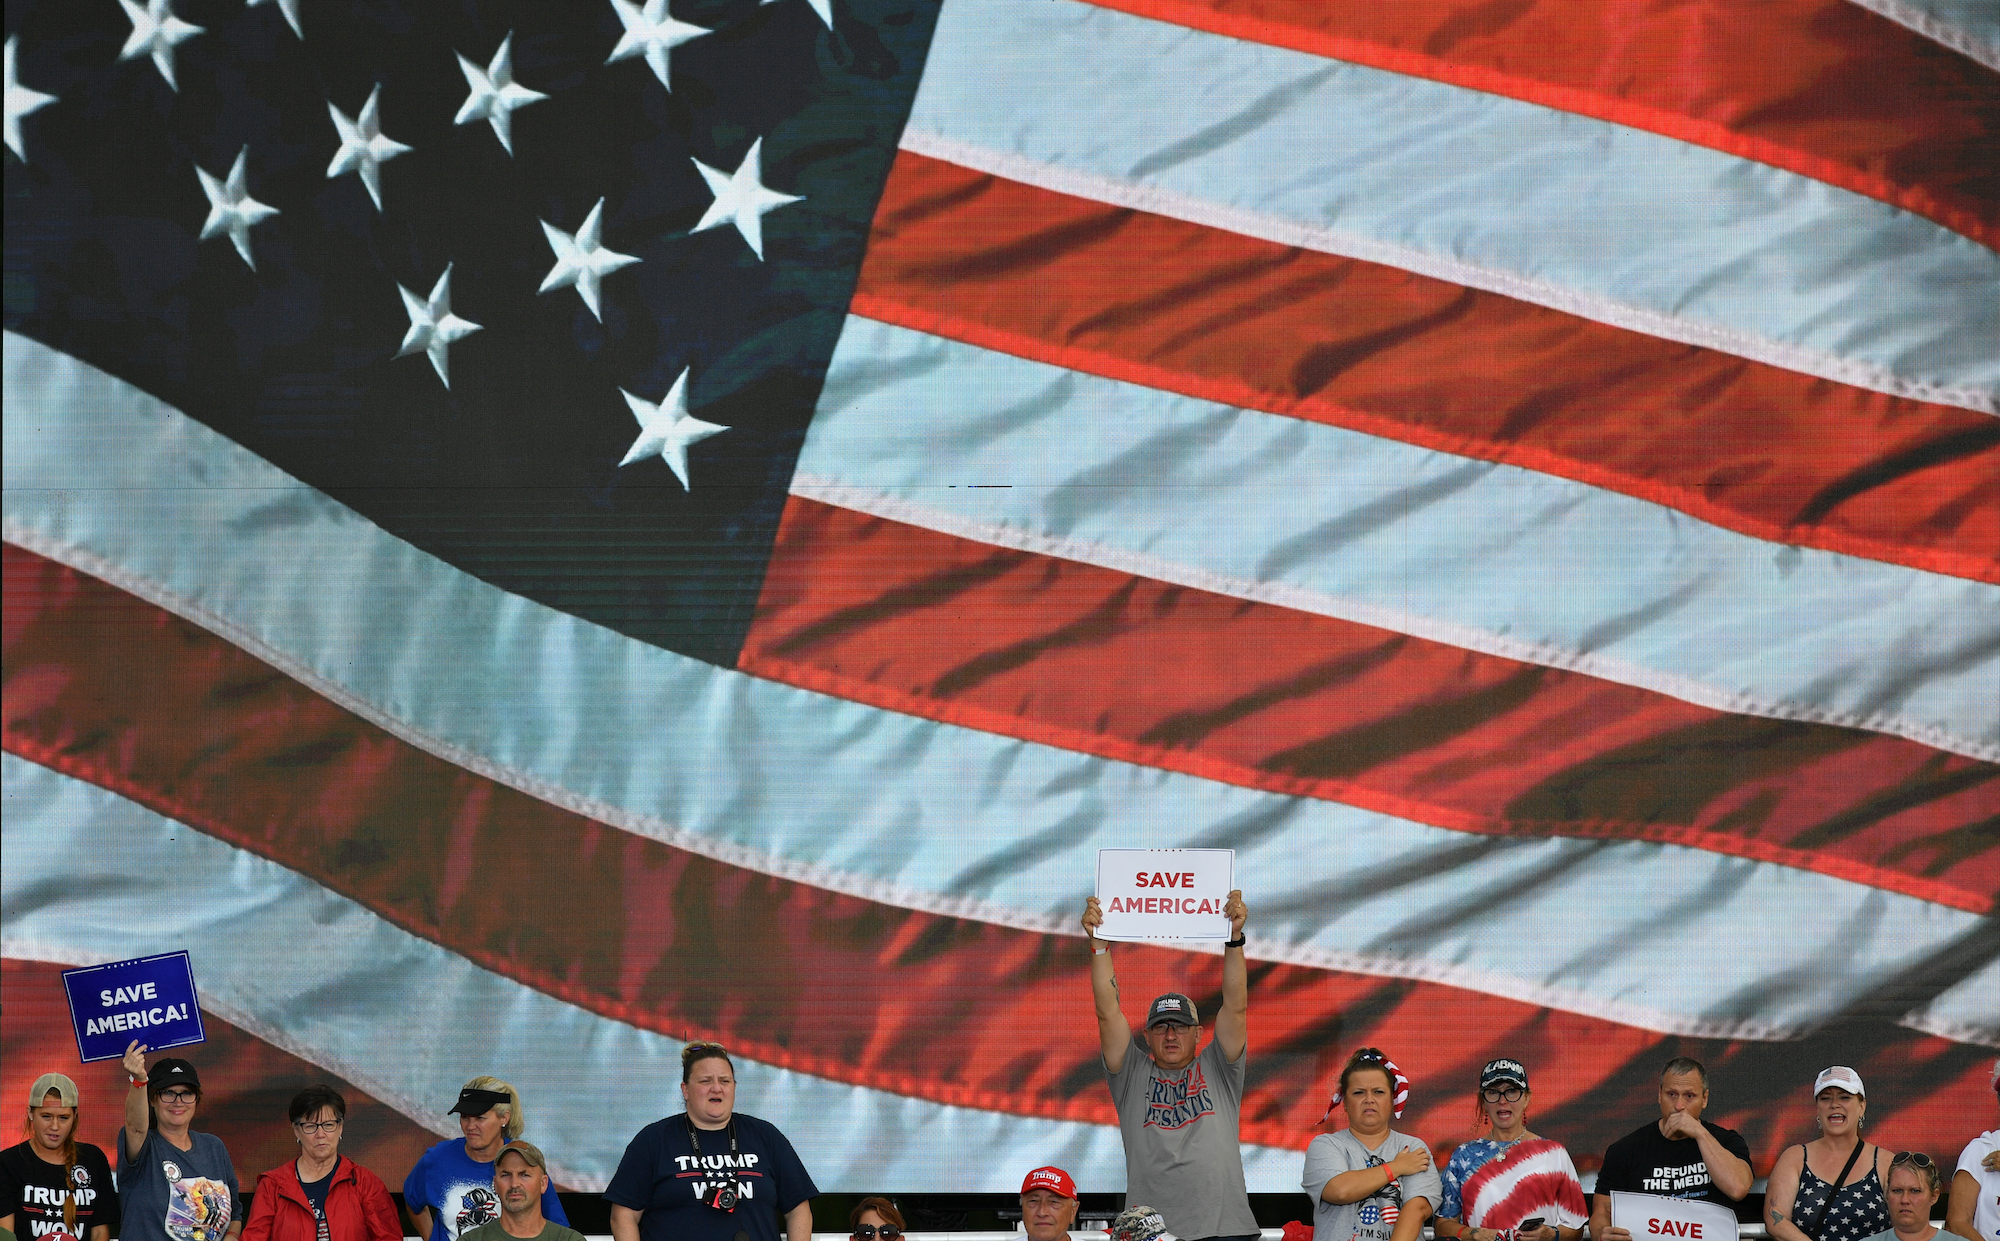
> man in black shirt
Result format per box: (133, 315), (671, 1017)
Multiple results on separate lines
(1590, 1057), (1754, 1241)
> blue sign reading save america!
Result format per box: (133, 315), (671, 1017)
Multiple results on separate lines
(61, 952), (206, 1063)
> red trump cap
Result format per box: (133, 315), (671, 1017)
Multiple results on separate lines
(1021, 1166), (1077, 1199)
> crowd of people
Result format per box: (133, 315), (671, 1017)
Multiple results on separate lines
(2, 893), (1995, 1241)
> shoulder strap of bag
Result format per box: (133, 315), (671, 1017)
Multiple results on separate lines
(1803, 1141), (1868, 1241)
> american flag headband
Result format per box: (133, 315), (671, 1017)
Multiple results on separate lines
(1320, 1051), (1410, 1124)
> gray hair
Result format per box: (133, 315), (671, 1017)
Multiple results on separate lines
(1659, 1057), (1708, 1085)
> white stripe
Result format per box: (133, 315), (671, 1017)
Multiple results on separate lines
(901, 0), (2000, 412)
(797, 317), (2000, 759)
(1845, 0), (2000, 70)
(4, 331), (1993, 1047)
(1901, 951), (2000, 1047)
(0, 753), (1307, 1193)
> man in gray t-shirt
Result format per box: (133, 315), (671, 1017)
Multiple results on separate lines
(1084, 890), (1257, 1241)
(1302, 1128), (1441, 1241)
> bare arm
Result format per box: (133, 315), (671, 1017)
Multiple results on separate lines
(1082, 897), (1132, 1074)
(785, 1201), (813, 1241)
(1320, 1164), (1398, 1206)
(1687, 1122), (1753, 1202)
(1388, 1193), (1432, 1241)
(1214, 889), (1248, 1063)
(1589, 1194), (1631, 1241)
(1323, 1148), (1430, 1205)
(1704, 1128), (1752, 1200)
(1764, 1146), (1812, 1241)
(1947, 1169), (1987, 1241)
(408, 1207), (433, 1241)
(121, 1040), (151, 1161)
(89, 1225), (111, 1241)
(609, 1205), (641, 1241)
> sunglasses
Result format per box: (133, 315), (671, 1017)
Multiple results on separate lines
(851, 1228), (902, 1240)
(1353, 1047), (1387, 1064)
(1891, 1152), (1935, 1169)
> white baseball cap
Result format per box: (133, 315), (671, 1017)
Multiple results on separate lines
(1813, 1066), (1865, 1097)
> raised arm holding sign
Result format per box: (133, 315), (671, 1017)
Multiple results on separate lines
(1082, 876), (1256, 1241)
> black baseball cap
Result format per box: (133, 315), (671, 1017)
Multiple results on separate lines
(1480, 1058), (1529, 1091)
(148, 1059), (200, 1091)
(1146, 993), (1199, 1028)
(450, 1087), (509, 1117)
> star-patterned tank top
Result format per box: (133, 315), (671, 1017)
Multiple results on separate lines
(1791, 1149), (1889, 1241)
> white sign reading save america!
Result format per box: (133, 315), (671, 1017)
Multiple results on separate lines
(1610, 1191), (1740, 1241)
(1093, 848), (1235, 942)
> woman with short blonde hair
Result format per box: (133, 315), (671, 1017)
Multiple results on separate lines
(457, 1078), (524, 1142)
(402, 1076), (566, 1241)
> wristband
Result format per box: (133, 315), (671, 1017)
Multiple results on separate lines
(130, 1076), (149, 1087)
(1092, 945), (1110, 955)
(1224, 934), (1246, 948)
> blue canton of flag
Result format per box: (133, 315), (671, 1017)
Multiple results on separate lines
(4, 0), (940, 667)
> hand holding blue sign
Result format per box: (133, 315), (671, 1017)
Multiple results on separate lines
(60, 953), (206, 1064)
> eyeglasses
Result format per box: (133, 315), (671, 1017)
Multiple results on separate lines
(1482, 1086), (1526, 1103)
(294, 1119), (343, 1134)
(1353, 1047), (1387, 1064)
(156, 1090), (197, 1103)
(851, 1228), (902, 1240)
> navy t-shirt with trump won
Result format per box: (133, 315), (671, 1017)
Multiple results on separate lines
(604, 1114), (815, 1241)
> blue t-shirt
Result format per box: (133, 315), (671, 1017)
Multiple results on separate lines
(117, 1130), (241, 1241)
(604, 1114), (816, 1241)
(401, 1141), (565, 1241)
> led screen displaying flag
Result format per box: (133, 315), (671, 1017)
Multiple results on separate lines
(4, 0), (1996, 1197)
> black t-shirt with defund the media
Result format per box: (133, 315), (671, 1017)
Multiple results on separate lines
(604, 1114), (816, 1241)
(1595, 1120), (1754, 1204)
(0, 1142), (121, 1240)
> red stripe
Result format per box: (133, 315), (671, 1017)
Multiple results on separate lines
(1088, 0), (2000, 251)
(4, 542), (1990, 1164)
(0, 958), (444, 1192)
(741, 498), (2000, 913)
(852, 153), (2000, 585)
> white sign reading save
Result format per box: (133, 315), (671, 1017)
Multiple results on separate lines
(1609, 1192), (1740, 1241)
(1093, 848), (1234, 942)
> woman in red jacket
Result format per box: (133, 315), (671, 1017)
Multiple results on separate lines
(243, 1086), (400, 1241)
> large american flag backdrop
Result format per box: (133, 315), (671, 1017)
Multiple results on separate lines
(3, 0), (1996, 1198)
